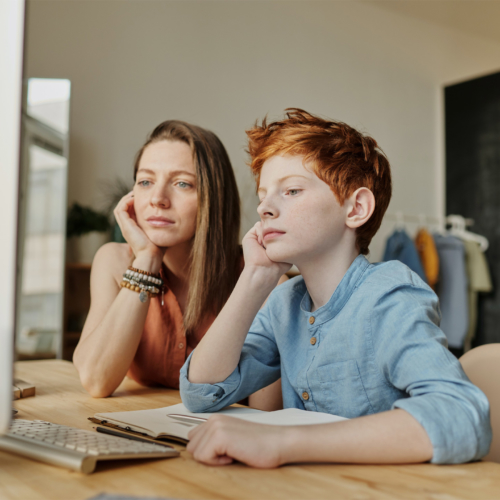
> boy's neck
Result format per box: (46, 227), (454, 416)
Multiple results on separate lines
(298, 245), (360, 312)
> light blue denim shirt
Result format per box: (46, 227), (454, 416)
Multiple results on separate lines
(180, 255), (492, 464)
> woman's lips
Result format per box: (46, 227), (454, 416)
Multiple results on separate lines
(263, 230), (285, 242)
(146, 217), (174, 227)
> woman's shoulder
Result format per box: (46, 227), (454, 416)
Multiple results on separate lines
(92, 242), (132, 283)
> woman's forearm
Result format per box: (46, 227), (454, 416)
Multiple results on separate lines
(188, 267), (278, 385)
(73, 252), (162, 397)
(73, 290), (150, 397)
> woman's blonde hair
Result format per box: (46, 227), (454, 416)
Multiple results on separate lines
(134, 120), (241, 334)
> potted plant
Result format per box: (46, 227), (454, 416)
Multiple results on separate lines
(66, 203), (111, 263)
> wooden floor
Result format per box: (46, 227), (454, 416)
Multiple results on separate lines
(2, 360), (499, 500)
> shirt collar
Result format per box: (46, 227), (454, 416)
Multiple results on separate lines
(300, 254), (370, 325)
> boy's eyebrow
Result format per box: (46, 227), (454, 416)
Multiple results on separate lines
(278, 174), (308, 182)
(258, 174), (308, 193)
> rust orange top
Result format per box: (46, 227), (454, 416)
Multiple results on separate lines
(127, 256), (243, 389)
(127, 268), (215, 390)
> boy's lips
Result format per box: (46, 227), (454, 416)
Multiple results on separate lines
(263, 228), (286, 241)
(146, 216), (175, 227)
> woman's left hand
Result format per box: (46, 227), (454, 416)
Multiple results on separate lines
(186, 415), (286, 468)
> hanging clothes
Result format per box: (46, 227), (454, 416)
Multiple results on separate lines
(383, 229), (428, 283)
(415, 228), (440, 289)
(433, 234), (469, 349)
(462, 240), (493, 352)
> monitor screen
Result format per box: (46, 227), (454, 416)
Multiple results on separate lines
(0, 0), (26, 435)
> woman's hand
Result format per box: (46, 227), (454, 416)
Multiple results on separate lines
(242, 222), (291, 280)
(186, 415), (286, 468)
(113, 192), (164, 270)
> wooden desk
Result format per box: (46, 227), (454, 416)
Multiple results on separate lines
(2, 360), (500, 500)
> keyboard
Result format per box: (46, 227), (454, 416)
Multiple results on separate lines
(0, 419), (179, 474)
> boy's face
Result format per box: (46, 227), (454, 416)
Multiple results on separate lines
(257, 155), (351, 265)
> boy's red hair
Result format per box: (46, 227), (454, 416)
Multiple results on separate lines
(246, 108), (392, 255)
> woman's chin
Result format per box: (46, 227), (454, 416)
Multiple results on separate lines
(145, 232), (192, 249)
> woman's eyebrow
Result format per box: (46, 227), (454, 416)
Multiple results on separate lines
(136, 168), (156, 175)
(136, 168), (196, 177)
(168, 170), (196, 177)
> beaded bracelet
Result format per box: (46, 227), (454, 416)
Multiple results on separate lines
(121, 266), (164, 304)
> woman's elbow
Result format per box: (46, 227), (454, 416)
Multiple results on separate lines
(77, 368), (115, 398)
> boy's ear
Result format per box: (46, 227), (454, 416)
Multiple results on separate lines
(345, 187), (375, 229)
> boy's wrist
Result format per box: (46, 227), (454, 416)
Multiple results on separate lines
(275, 426), (306, 466)
(241, 265), (281, 290)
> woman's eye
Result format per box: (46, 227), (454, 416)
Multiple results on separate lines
(287, 189), (300, 196)
(176, 181), (192, 189)
(138, 180), (151, 187)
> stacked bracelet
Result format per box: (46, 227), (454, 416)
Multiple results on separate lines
(121, 266), (164, 304)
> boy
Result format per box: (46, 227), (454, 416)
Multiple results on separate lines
(180, 109), (491, 467)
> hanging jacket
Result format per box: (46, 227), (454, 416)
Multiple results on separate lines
(462, 240), (493, 351)
(433, 234), (469, 349)
(415, 228), (440, 289)
(383, 229), (427, 283)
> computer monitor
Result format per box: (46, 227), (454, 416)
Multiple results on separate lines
(0, 0), (26, 435)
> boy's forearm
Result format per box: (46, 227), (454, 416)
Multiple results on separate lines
(188, 267), (279, 384)
(279, 409), (433, 465)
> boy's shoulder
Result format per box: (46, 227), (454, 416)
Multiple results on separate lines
(360, 259), (436, 306)
(363, 259), (429, 289)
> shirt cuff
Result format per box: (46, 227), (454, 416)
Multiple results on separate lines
(179, 351), (243, 413)
(393, 395), (491, 464)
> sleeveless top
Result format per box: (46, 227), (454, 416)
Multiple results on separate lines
(127, 257), (242, 389)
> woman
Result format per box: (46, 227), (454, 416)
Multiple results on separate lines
(73, 120), (283, 409)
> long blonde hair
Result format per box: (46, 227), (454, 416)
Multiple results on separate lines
(134, 120), (241, 334)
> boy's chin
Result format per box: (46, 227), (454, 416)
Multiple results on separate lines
(265, 246), (295, 265)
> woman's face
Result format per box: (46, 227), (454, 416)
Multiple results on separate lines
(133, 140), (198, 249)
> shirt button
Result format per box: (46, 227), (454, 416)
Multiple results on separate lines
(178, 342), (184, 349)
(302, 391), (309, 401)
(309, 316), (315, 325)
(310, 337), (317, 345)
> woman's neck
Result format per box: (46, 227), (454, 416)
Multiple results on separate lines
(162, 240), (192, 298)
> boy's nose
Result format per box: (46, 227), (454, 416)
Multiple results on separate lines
(257, 198), (277, 219)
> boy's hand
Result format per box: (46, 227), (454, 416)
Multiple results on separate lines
(186, 415), (286, 468)
(242, 222), (291, 280)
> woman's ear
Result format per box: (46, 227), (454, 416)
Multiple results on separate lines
(345, 187), (375, 229)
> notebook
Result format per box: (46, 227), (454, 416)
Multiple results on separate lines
(90, 404), (347, 444)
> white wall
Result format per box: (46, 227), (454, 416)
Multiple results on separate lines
(25, 0), (500, 261)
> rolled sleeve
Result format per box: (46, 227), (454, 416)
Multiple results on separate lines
(179, 300), (281, 413)
(370, 282), (492, 464)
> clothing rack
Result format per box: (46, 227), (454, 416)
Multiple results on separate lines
(384, 212), (474, 229)
(384, 212), (488, 251)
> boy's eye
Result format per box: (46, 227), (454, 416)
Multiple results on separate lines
(287, 189), (301, 196)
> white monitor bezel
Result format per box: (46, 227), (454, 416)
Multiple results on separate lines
(0, 0), (25, 435)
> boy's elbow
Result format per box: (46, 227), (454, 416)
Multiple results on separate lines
(474, 398), (493, 460)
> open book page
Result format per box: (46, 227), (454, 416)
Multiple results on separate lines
(93, 404), (347, 441)
(93, 403), (263, 440)
(229, 408), (347, 426)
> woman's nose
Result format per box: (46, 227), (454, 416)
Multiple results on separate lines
(151, 188), (170, 208)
